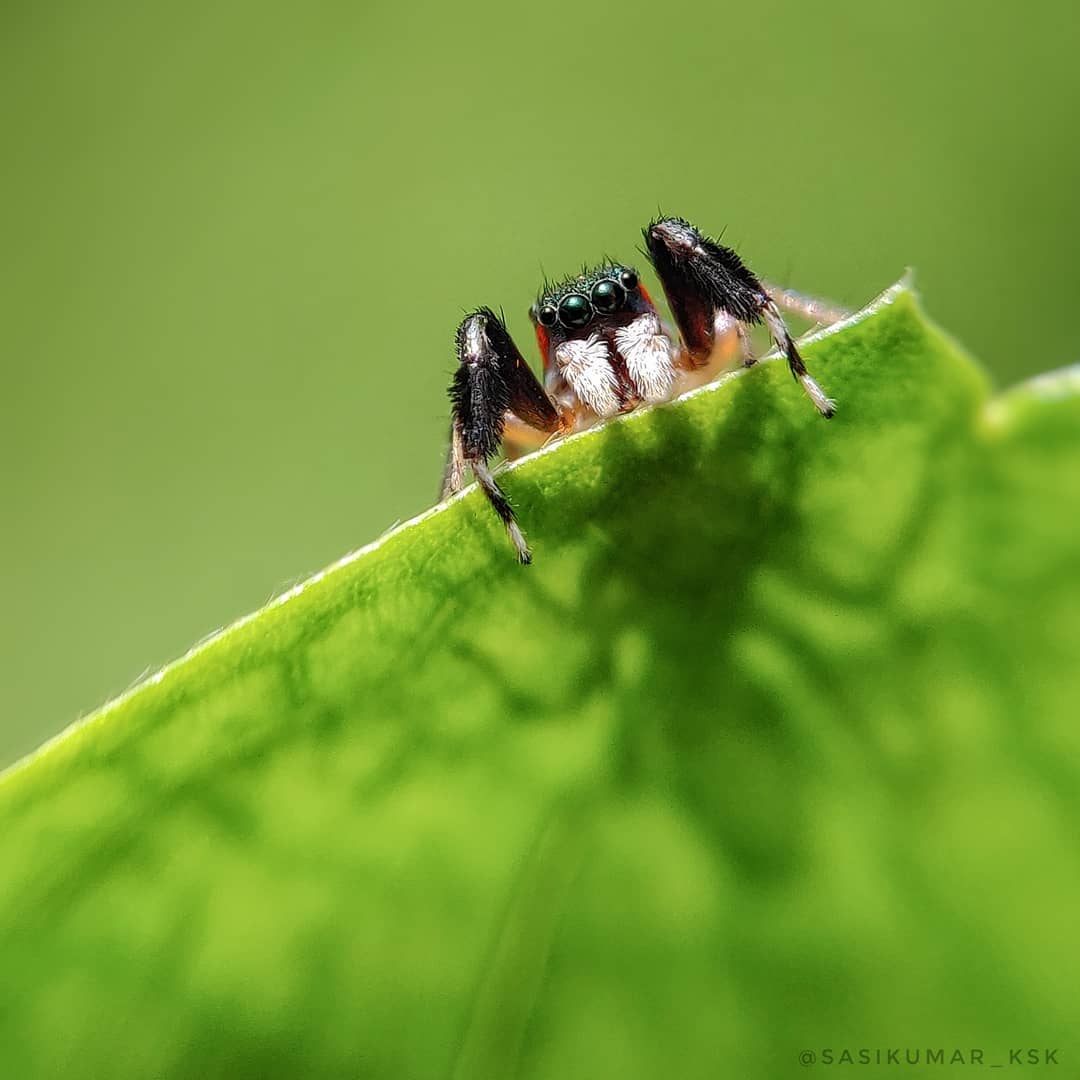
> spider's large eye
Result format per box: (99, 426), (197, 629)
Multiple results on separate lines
(536, 304), (558, 327)
(591, 279), (625, 314)
(620, 269), (638, 291)
(558, 293), (592, 329)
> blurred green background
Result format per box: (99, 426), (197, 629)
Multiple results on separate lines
(2, 0), (1077, 767)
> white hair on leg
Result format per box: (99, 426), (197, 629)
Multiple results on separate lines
(441, 423), (466, 499)
(472, 459), (532, 564)
(555, 334), (620, 417)
(462, 316), (487, 362)
(762, 300), (836, 417)
(798, 371), (837, 417)
(616, 312), (676, 403)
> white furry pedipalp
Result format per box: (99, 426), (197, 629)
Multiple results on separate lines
(555, 333), (621, 417)
(615, 312), (676, 402)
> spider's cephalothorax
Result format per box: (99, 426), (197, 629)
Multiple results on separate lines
(529, 263), (677, 420)
(443, 215), (842, 564)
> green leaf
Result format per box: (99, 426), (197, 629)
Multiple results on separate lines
(2, 282), (1078, 1078)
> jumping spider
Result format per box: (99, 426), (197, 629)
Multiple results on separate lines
(443, 215), (841, 564)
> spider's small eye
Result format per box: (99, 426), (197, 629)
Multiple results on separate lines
(537, 304), (558, 327)
(591, 279), (625, 314)
(620, 269), (638, 291)
(558, 293), (592, 329)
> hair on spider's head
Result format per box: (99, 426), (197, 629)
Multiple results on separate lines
(531, 262), (645, 332)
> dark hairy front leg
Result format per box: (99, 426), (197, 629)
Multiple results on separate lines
(444, 308), (566, 563)
(643, 216), (835, 417)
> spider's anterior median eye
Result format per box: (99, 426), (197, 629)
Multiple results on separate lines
(537, 304), (558, 327)
(558, 293), (592, 329)
(591, 279), (625, 314)
(620, 269), (638, 291)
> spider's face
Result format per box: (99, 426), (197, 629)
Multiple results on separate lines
(529, 265), (650, 364)
(528, 263), (676, 418)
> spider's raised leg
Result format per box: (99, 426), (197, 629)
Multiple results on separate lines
(764, 282), (850, 328)
(644, 217), (836, 418)
(443, 307), (567, 564)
